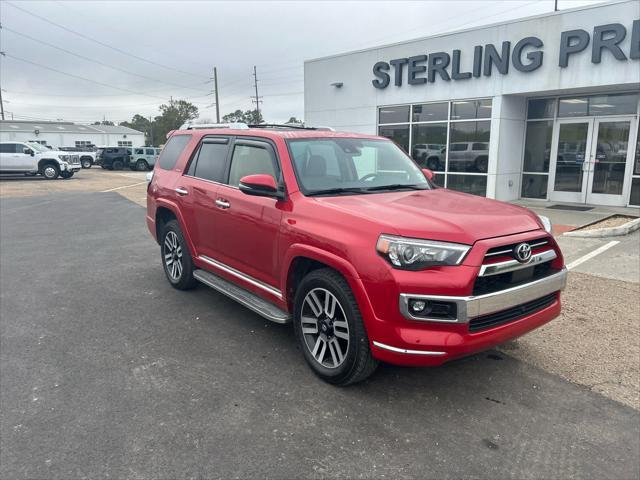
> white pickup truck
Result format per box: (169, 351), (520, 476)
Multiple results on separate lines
(0, 141), (82, 179)
(56, 146), (97, 169)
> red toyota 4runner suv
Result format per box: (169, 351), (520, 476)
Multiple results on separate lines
(147, 124), (567, 385)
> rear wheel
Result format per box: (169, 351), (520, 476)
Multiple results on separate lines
(426, 157), (440, 171)
(81, 157), (92, 169)
(474, 156), (488, 173)
(135, 159), (148, 171)
(161, 220), (197, 290)
(41, 163), (60, 180)
(294, 268), (378, 385)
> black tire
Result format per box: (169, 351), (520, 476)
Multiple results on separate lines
(475, 156), (488, 173)
(426, 157), (440, 171)
(60, 171), (74, 179)
(160, 219), (197, 290)
(135, 160), (148, 171)
(81, 158), (92, 169)
(112, 159), (124, 170)
(41, 163), (60, 180)
(293, 268), (378, 386)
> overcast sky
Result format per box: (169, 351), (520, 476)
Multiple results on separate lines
(0, 0), (606, 124)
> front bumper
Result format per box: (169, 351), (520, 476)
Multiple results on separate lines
(61, 162), (81, 172)
(399, 267), (567, 323)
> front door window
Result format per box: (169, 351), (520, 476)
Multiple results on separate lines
(590, 121), (630, 196)
(553, 122), (589, 193)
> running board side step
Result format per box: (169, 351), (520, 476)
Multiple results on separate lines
(193, 269), (292, 324)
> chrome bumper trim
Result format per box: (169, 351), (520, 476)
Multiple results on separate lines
(372, 341), (446, 356)
(479, 249), (557, 277)
(399, 267), (567, 323)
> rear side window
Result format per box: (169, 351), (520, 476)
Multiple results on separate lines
(146, 148), (155, 155)
(228, 143), (278, 187)
(0, 144), (17, 153)
(188, 139), (229, 182)
(158, 134), (191, 170)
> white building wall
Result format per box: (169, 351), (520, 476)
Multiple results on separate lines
(0, 130), (145, 148)
(306, 1), (639, 130)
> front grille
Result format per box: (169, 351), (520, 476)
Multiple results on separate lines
(484, 238), (549, 260)
(473, 262), (558, 296)
(469, 293), (557, 332)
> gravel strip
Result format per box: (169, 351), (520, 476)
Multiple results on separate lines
(501, 271), (640, 409)
(576, 214), (638, 231)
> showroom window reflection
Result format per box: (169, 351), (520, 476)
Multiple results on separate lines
(378, 99), (492, 196)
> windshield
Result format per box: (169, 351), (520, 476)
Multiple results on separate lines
(287, 138), (430, 196)
(26, 142), (48, 153)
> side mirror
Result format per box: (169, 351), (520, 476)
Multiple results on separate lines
(24, 148), (34, 156)
(422, 168), (434, 181)
(239, 174), (284, 199)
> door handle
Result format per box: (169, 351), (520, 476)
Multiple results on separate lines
(215, 199), (230, 209)
(175, 187), (188, 196)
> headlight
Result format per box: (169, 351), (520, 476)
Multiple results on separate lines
(538, 215), (552, 233)
(376, 234), (471, 270)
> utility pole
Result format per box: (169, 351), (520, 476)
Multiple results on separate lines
(0, 51), (5, 120)
(149, 115), (153, 146)
(213, 67), (220, 123)
(554, 0), (558, 11)
(251, 65), (262, 124)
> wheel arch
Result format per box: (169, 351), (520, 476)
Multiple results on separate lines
(37, 158), (59, 170)
(154, 200), (197, 258)
(282, 245), (375, 322)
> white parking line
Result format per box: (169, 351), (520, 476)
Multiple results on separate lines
(101, 181), (147, 193)
(566, 241), (620, 270)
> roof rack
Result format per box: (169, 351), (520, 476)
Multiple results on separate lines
(248, 124), (335, 131)
(180, 122), (249, 130)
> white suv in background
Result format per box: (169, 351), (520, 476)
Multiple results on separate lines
(0, 141), (82, 179)
(130, 147), (161, 171)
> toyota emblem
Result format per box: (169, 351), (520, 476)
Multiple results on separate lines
(514, 243), (532, 263)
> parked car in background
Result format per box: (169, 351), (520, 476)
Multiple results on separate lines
(448, 142), (489, 173)
(130, 147), (161, 171)
(0, 141), (81, 179)
(146, 124), (565, 385)
(96, 147), (131, 170)
(412, 143), (446, 170)
(57, 146), (97, 169)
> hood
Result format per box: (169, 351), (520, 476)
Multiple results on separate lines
(314, 188), (543, 245)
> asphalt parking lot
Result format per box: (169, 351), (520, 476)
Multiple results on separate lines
(1, 172), (639, 478)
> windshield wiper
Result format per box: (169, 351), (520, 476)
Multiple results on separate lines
(307, 187), (372, 196)
(364, 184), (429, 192)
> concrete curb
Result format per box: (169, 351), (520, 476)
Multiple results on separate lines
(564, 217), (640, 238)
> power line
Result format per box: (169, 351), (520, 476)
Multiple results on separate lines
(3, 53), (167, 100)
(4, 1), (209, 80)
(2, 26), (208, 93)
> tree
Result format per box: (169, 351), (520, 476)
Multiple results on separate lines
(93, 120), (115, 125)
(286, 116), (303, 125)
(153, 99), (199, 144)
(120, 115), (152, 145)
(221, 109), (263, 125)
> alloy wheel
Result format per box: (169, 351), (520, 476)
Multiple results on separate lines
(300, 288), (350, 369)
(43, 166), (57, 179)
(163, 231), (183, 281)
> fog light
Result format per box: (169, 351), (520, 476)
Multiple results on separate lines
(410, 300), (427, 313)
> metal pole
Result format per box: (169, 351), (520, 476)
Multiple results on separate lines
(554, 0), (558, 12)
(149, 116), (153, 146)
(214, 67), (220, 124)
(0, 87), (5, 121)
(253, 65), (260, 123)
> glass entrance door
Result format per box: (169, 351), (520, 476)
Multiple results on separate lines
(549, 117), (636, 206)
(549, 119), (593, 203)
(586, 118), (634, 206)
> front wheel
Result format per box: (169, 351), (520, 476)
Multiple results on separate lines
(112, 159), (124, 170)
(81, 158), (92, 169)
(41, 163), (60, 180)
(161, 220), (197, 290)
(294, 269), (378, 386)
(135, 160), (148, 171)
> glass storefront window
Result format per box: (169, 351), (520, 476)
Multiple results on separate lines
(527, 99), (556, 119)
(448, 121), (491, 173)
(630, 178), (640, 206)
(451, 99), (492, 120)
(558, 97), (589, 117)
(447, 174), (487, 196)
(378, 125), (409, 153)
(411, 123), (447, 170)
(378, 106), (409, 124)
(521, 174), (548, 199)
(412, 103), (448, 122)
(523, 121), (552, 173)
(634, 122), (640, 176)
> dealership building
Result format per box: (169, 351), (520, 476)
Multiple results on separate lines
(305, 0), (640, 207)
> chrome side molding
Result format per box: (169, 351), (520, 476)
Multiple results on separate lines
(198, 255), (282, 299)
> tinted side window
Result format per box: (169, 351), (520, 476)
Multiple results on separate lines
(158, 135), (191, 170)
(228, 143), (277, 187)
(0, 144), (17, 153)
(146, 149), (154, 155)
(135, 148), (144, 154)
(190, 140), (229, 182)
